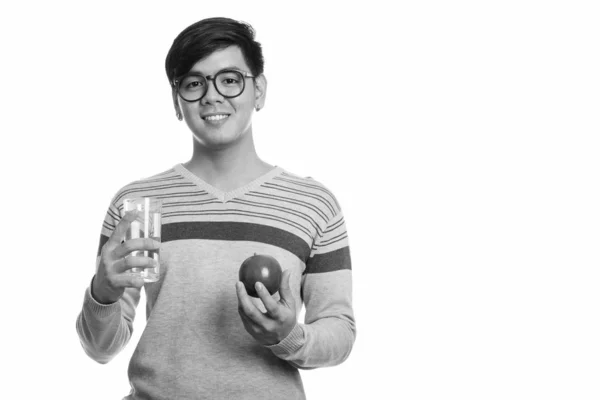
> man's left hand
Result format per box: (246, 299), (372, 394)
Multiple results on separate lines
(236, 269), (297, 346)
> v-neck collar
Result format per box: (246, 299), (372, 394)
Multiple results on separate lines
(173, 163), (283, 202)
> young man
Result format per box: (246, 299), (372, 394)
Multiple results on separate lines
(76, 17), (355, 399)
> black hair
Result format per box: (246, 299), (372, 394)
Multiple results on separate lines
(165, 17), (264, 85)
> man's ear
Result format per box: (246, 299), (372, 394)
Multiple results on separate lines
(254, 74), (267, 111)
(172, 87), (183, 120)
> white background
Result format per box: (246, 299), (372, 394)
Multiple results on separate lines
(1, 1), (599, 399)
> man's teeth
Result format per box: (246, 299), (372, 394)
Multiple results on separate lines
(204, 114), (228, 121)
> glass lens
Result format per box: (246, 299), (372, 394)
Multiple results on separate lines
(215, 70), (244, 97)
(179, 75), (206, 101)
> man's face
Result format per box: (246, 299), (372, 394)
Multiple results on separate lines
(173, 46), (266, 149)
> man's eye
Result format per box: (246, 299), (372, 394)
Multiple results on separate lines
(182, 78), (204, 90)
(222, 78), (239, 85)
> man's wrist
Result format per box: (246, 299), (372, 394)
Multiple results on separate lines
(90, 275), (116, 305)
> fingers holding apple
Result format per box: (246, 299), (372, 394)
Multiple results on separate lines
(238, 253), (282, 297)
(255, 270), (295, 319)
(276, 267), (294, 309)
(236, 254), (297, 346)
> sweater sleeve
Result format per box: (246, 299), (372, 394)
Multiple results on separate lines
(75, 196), (141, 364)
(76, 276), (141, 363)
(267, 209), (356, 369)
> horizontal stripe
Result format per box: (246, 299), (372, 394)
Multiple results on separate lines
(123, 182), (196, 191)
(162, 210), (313, 239)
(315, 235), (348, 248)
(107, 207), (120, 221)
(98, 221), (313, 261)
(161, 221), (311, 261)
(262, 183), (335, 215)
(142, 175), (185, 184)
(148, 191), (211, 199)
(162, 199), (222, 207)
(274, 175), (336, 200)
(324, 217), (345, 234)
(320, 232), (348, 246)
(116, 183), (198, 202)
(247, 192), (328, 221)
(304, 246), (351, 274)
(102, 221), (115, 231)
(115, 191), (213, 213)
(228, 198), (322, 235)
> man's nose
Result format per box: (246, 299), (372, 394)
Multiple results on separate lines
(200, 78), (224, 105)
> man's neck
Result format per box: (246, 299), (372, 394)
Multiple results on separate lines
(183, 135), (273, 192)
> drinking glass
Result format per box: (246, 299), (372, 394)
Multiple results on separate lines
(123, 197), (162, 282)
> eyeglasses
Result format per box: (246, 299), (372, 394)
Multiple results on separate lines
(174, 69), (255, 102)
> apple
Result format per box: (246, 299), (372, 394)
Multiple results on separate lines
(239, 253), (282, 298)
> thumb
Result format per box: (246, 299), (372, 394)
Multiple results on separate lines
(278, 269), (294, 305)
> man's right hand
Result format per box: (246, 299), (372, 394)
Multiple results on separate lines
(91, 210), (161, 304)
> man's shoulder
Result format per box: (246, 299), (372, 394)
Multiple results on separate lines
(110, 165), (184, 205)
(274, 167), (343, 214)
(277, 168), (326, 189)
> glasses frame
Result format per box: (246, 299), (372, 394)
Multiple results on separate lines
(173, 69), (256, 102)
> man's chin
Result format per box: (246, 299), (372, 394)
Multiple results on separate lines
(191, 132), (243, 150)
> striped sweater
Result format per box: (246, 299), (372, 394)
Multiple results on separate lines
(76, 164), (355, 400)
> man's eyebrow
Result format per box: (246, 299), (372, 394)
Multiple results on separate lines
(187, 65), (244, 75)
